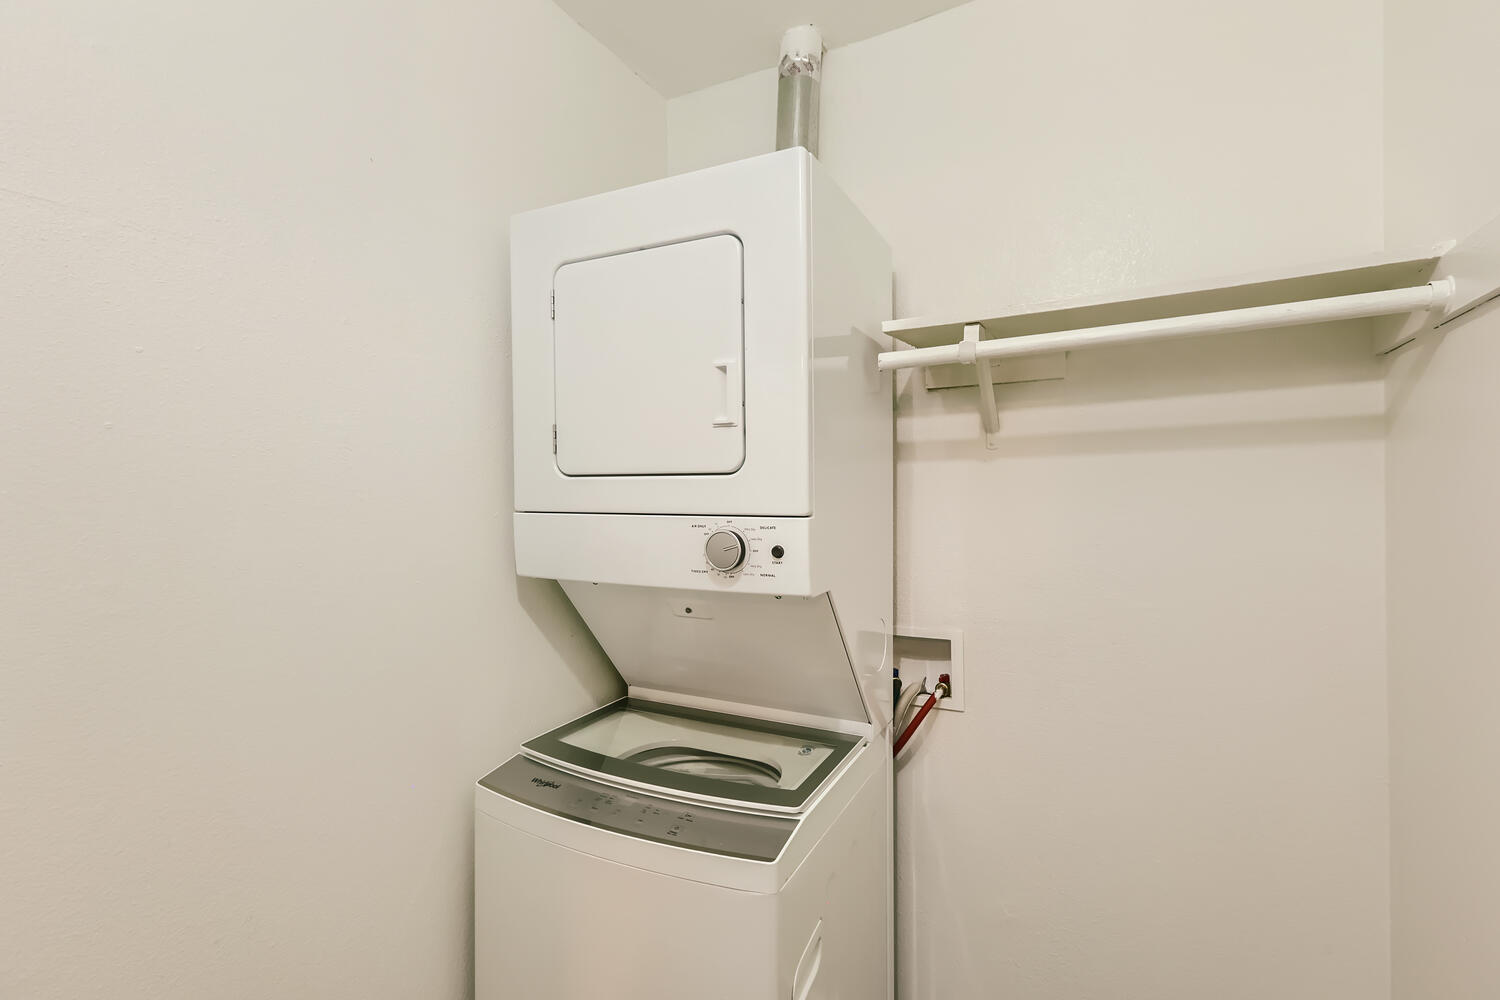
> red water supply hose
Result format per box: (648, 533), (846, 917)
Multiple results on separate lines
(893, 674), (949, 756)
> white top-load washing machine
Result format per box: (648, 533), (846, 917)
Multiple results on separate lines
(477, 148), (893, 1000)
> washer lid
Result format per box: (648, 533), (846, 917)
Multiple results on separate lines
(558, 582), (871, 725)
(523, 698), (860, 812)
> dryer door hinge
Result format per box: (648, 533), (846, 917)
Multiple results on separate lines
(551, 424), (557, 454)
(550, 292), (555, 320)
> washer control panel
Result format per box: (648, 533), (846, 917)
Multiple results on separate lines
(480, 755), (797, 862)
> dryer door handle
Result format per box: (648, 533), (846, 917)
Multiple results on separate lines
(712, 357), (741, 428)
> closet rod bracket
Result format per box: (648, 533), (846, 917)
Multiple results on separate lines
(959, 323), (1000, 449)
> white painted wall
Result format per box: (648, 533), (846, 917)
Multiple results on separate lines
(1384, 1), (1500, 997)
(671, 2), (1390, 997)
(0, 2), (662, 997)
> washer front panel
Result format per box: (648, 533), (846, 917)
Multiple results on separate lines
(479, 756), (797, 862)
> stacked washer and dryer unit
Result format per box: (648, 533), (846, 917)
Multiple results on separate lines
(476, 148), (893, 1000)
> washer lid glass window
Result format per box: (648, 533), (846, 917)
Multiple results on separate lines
(522, 699), (862, 811)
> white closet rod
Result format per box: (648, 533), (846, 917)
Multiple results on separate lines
(877, 280), (1453, 372)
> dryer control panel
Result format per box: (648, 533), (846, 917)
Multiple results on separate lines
(480, 756), (797, 862)
(694, 520), (792, 582)
(514, 512), (818, 595)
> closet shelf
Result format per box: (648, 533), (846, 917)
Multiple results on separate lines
(882, 243), (1453, 350)
(877, 212), (1500, 449)
(873, 231), (1500, 449)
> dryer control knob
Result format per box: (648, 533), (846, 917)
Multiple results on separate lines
(705, 529), (748, 573)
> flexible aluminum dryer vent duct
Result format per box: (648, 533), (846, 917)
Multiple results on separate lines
(776, 25), (824, 156)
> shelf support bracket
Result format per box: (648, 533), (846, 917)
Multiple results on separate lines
(956, 323), (1000, 449)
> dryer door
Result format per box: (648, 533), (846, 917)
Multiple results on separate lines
(511, 149), (821, 516)
(553, 235), (744, 477)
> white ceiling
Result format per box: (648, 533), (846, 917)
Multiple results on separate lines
(553, 0), (974, 97)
